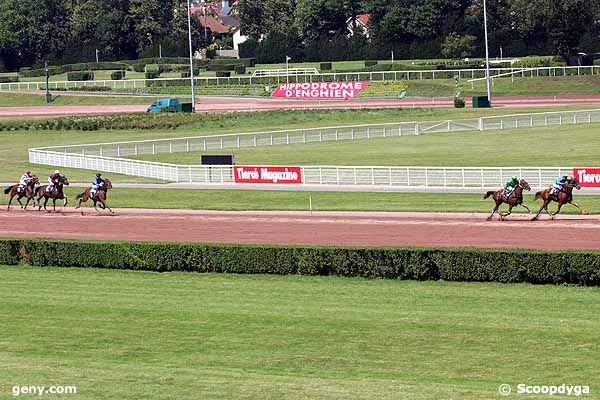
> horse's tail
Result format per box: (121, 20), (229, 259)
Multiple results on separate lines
(483, 191), (495, 199)
(534, 191), (543, 201)
(3, 186), (12, 194)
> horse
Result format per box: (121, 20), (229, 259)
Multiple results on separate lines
(532, 178), (586, 220)
(483, 178), (531, 220)
(3, 175), (39, 210)
(35, 175), (70, 212)
(75, 178), (114, 213)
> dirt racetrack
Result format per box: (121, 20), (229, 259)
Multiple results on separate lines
(1, 207), (599, 250)
(2, 94), (600, 118)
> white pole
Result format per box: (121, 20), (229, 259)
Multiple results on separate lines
(391, 51), (394, 64)
(187, 0), (196, 112)
(159, 44), (162, 59)
(286, 56), (290, 83)
(500, 46), (503, 62)
(95, 49), (99, 63)
(483, 0), (492, 104)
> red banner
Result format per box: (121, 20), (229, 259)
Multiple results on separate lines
(234, 166), (303, 184)
(573, 168), (600, 187)
(272, 81), (370, 99)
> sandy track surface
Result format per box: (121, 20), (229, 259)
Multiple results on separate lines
(2, 95), (600, 118)
(1, 207), (598, 250)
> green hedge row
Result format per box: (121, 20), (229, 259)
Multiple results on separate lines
(67, 71), (94, 81)
(0, 76), (19, 83)
(0, 112), (228, 131)
(1, 239), (599, 285)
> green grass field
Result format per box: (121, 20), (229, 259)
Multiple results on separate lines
(2, 106), (589, 183)
(1, 266), (598, 399)
(134, 123), (600, 168)
(0, 188), (595, 215)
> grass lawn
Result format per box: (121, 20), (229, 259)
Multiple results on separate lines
(1, 188), (596, 215)
(2, 106), (589, 184)
(133, 123), (600, 168)
(0, 266), (598, 399)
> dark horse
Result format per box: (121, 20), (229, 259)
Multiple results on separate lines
(532, 178), (586, 220)
(483, 178), (531, 220)
(3, 175), (39, 210)
(35, 175), (70, 212)
(75, 178), (114, 213)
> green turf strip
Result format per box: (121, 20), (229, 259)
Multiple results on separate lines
(1, 188), (596, 214)
(0, 266), (598, 399)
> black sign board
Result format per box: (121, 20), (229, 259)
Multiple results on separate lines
(201, 155), (234, 165)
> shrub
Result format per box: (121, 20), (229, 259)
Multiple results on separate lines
(145, 71), (160, 79)
(67, 71), (94, 81)
(1, 239), (600, 286)
(365, 60), (378, 67)
(133, 63), (146, 72)
(454, 97), (466, 108)
(320, 62), (332, 71)
(110, 70), (126, 80)
(594, 59), (600, 66)
(234, 65), (246, 74)
(145, 64), (160, 73)
(215, 71), (231, 77)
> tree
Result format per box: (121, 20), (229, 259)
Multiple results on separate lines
(0, 0), (70, 67)
(441, 32), (476, 59)
(511, 0), (598, 57)
(294, 0), (351, 41)
(129, 0), (174, 54)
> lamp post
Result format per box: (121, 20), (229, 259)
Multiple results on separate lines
(95, 49), (99, 63)
(286, 55), (291, 83)
(187, 0), (196, 111)
(44, 60), (51, 104)
(483, 0), (492, 105)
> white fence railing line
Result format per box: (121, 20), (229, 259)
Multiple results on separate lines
(4, 65), (599, 91)
(28, 108), (599, 188)
(251, 68), (320, 77)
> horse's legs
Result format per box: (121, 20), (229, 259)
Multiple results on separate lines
(100, 199), (113, 213)
(500, 204), (514, 220)
(532, 199), (550, 220)
(42, 197), (49, 212)
(7, 194), (13, 211)
(551, 202), (564, 218)
(63, 196), (68, 208)
(569, 201), (587, 215)
(520, 203), (531, 213)
(487, 201), (501, 221)
(93, 199), (99, 213)
(16, 195), (24, 208)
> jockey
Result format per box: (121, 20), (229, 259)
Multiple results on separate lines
(90, 173), (105, 198)
(503, 176), (519, 197)
(47, 170), (61, 193)
(18, 170), (33, 193)
(550, 175), (569, 196)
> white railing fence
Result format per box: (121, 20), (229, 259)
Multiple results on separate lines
(4, 65), (599, 91)
(28, 108), (599, 188)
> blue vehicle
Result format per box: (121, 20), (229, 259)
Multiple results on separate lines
(147, 98), (182, 113)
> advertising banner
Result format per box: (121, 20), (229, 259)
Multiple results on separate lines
(234, 166), (303, 184)
(271, 81), (370, 99)
(573, 168), (600, 187)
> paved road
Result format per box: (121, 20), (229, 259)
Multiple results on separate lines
(2, 95), (600, 118)
(1, 208), (599, 250)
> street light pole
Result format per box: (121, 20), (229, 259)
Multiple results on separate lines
(483, 0), (492, 104)
(187, 0), (196, 112)
(95, 49), (99, 63)
(286, 56), (291, 83)
(44, 60), (51, 104)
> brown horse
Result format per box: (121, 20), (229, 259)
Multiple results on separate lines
(75, 178), (114, 213)
(483, 178), (531, 220)
(35, 175), (70, 212)
(3, 175), (39, 210)
(532, 178), (586, 220)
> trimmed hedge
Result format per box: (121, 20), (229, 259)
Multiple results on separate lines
(320, 62), (332, 71)
(234, 65), (246, 74)
(365, 60), (378, 67)
(145, 71), (160, 79)
(1, 239), (599, 285)
(132, 63), (146, 72)
(67, 71), (94, 81)
(215, 71), (231, 77)
(111, 70), (126, 80)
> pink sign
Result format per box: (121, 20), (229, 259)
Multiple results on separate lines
(573, 168), (600, 187)
(234, 166), (303, 184)
(272, 81), (370, 99)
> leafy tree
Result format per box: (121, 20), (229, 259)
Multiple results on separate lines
(129, 0), (174, 54)
(511, 0), (598, 57)
(0, 0), (70, 67)
(295, 0), (350, 41)
(441, 32), (476, 59)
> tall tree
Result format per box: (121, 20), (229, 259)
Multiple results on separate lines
(0, 0), (70, 67)
(129, 0), (174, 54)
